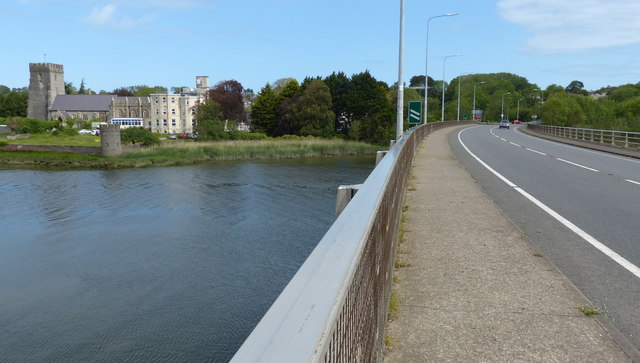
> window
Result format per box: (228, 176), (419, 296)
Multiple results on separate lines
(156, 120), (160, 126)
(171, 108), (176, 115)
(155, 97), (159, 103)
(163, 119), (167, 126)
(171, 97), (175, 103)
(162, 97), (166, 103)
(171, 119), (176, 126)
(163, 108), (167, 115)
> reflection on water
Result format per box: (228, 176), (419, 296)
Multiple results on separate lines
(0, 157), (374, 362)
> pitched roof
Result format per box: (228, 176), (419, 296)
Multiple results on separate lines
(50, 95), (115, 112)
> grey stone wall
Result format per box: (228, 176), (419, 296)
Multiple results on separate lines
(27, 63), (65, 120)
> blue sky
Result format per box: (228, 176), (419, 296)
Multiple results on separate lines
(4, 0), (640, 93)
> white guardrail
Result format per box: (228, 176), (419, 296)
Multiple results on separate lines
(231, 121), (463, 362)
(527, 124), (640, 149)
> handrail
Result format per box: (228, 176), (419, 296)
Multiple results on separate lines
(527, 124), (640, 149)
(231, 121), (468, 362)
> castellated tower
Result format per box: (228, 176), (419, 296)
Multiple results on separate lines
(27, 63), (65, 120)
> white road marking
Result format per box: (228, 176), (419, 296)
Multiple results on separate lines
(500, 138), (507, 142)
(515, 127), (640, 165)
(626, 179), (640, 185)
(556, 158), (599, 172)
(509, 142), (521, 147)
(526, 148), (547, 156)
(458, 127), (640, 280)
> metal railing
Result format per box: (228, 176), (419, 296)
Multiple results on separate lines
(527, 124), (640, 149)
(231, 122), (463, 362)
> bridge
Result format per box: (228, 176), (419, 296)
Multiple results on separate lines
(232, 122), (640, 362)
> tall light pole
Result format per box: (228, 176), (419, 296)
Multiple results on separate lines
(516, 98), (523, 121)
(442, 54), (462, 122)
(395, 0), (405, 141)
(423, 13), (458, 124)
(473, 81), (486, 122)
(501, 92), (511, 121)
(456, 73), (469, 121)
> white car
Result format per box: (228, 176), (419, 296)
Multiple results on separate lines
(78, 129), (93, 134)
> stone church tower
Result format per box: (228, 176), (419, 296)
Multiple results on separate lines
(27, 63), (65, 120)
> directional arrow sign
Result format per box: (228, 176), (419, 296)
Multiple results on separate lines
(408, 101), (421, 124)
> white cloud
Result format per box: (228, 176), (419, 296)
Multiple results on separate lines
(84, 4), (116, 26)
(83, 4), (153, 30)
(497, 0), (640, 54)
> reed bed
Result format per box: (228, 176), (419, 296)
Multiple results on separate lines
(0, 139), (379, 169)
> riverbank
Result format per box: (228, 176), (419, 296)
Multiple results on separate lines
(0, 138), (380, 169)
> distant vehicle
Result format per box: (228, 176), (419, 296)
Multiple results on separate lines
(168, 133), (177, 139)
(499, 120), (510, 129)
(78, 129), (92, 134)
(513, 120), (522, 124)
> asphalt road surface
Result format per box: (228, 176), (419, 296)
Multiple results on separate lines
(449, 124), (640, 351)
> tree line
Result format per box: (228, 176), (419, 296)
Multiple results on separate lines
(4, 71), (640, 137)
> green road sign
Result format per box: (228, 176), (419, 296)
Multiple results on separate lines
(408, 101), (421, 124)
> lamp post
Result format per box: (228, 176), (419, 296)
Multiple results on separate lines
(423, 13), (459, 124)
(501, 92), (511, 121)
(395, 0), (405, 141)
(473, 81), (486, 122)
(442, 54), (462, 122)
(456, 73), (469, 121)
(517, 98), (523, 121)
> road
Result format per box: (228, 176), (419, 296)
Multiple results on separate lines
(449, 124), (640, 351)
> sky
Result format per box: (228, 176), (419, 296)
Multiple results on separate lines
(3, 0), (640, 93)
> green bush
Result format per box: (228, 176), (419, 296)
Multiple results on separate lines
(121, 127), (160, 146)
(0, 139), (8, 147)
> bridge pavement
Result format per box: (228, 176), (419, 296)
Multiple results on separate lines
(384, 125), (636, 362)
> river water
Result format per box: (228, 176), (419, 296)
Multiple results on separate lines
(0, 156), (374, 362)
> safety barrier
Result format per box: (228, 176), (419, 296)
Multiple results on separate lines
(527, 124), (640, 149)
(231, 121), (468, 362)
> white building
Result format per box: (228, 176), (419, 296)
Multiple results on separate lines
(149, 93), (203, 135)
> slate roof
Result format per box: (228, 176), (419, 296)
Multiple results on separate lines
(50, 95), (115, 112)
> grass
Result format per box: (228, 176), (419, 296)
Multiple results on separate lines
(533, 252), (544, 257)
(388, 291), (399, 320)
(0, 138), (379, 169)
(6, 133), (101, 146)
(577, 305), (602, 316)
(394, 260), (411, 268)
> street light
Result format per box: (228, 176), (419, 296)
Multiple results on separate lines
(473, 81), (486, 122)
(395, 0), (405, 141)
(516, 98), (523, 121)
(442, 54), (463, 122)
(457, 73), (469, 121)
(501, 92), (511, 121)
(423, 13), (459, 124)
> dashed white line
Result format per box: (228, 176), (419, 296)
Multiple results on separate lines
(626, 179), (640, 185)
(526, 148), (547, 156)
(458, 128), (640, 280)
(509, 142), (521, 147)
(500, 138), (507, 142)
(556, 158), (599, 172)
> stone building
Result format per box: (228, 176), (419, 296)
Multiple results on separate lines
(149, 93), (202, 134)
(49, 95), (151, 124)
(27, 62), (209, 133)
(27, 63), (65, 120)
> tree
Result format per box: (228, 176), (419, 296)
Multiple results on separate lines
(324, 72), (352, 132)
(206, 80), (247, 122)
(345, 71), (394, 143)
(287, 79), (335, 137)
(78, 78), (86, 95)
(120, 127), (159, 146)
(0, 91), (28, 117)
(273, 79), (301, 136)
(65, 82), (78, 95)
(250, 83), (279, 134)
(0, 85), (10, 95)
(112, 87), (134, 97)
(565, 80), (584, 93)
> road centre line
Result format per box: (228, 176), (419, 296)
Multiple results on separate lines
(500, 138), (507, 142)
(509, 141), (521, 147)
(458, 127), (640, 280)
(626, 179), (640, 186)
(526, 148), (547, 156)
(556, 158), (599, 172)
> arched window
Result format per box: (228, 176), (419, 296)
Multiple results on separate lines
(118, 109), (125, 117)
(131, 110), (138, 117)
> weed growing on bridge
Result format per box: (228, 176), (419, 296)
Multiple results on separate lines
(577, 305), (602, 316)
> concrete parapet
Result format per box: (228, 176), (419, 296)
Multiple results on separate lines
(335, 184), (362, 217)
(100, 124), (122, 157)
